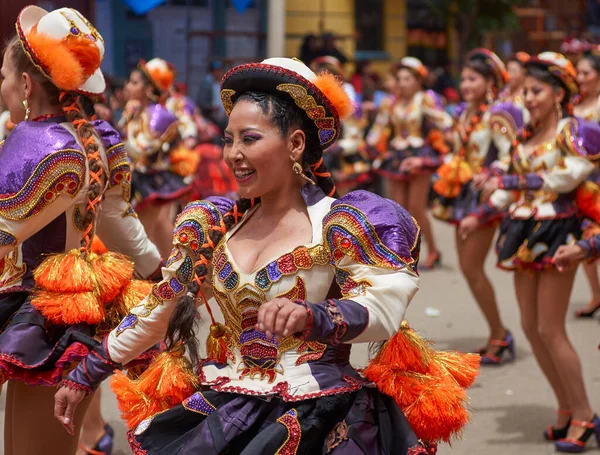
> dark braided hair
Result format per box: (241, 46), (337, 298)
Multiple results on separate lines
(5, 37), (105, 251)
(165, 90), (337, 367)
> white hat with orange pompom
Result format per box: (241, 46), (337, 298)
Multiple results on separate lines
(16, 5), (105, 96)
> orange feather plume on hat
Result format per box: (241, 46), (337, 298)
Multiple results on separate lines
(148, 67), (175, 93)
(312, 72), (354, 120)
(26, 26), (100, 91)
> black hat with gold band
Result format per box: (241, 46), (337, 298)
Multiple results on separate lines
(220, 57), (354, 148)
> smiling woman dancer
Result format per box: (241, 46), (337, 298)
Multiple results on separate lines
(471, 52), (600, 452)
(54, 57), (479, 455)
(0, 5), (161, 455)
(433, 49), (524, 365)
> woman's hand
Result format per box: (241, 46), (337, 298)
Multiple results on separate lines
(471, 172), (490, 190)
(400, 157), (424, 173)
(256, 298), (309, 340)
(553, 244), (587, 272)
(458, 215), (480, 240)
(54, 386), (87, 435)
(481, 176), (501, 202)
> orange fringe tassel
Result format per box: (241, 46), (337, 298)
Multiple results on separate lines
(428, 130), (450, 155)
(576, 180), (600, 224)
(432, 158), (473, 199)
(363, 322), (480, 443)
(31, 290), (104, 325)
(91, 236), (109, 254)
(111, 348), (198, 429)
(169, 145), (201, 177)
(112, 280), (153, 317)
(90, 253), (134, 303)
(33, 249), (96, 293)
(313, 72), (354, 120)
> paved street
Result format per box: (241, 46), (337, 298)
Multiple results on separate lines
(1, 219), (599, 454)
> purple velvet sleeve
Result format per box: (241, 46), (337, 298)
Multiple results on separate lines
(204, 195), (236, 215)
(147, 103), (178, 135)
(501, 173), (543, 191)
(577, 237), (600, 259)
(91, 119), (122, 150)
(295, 299), (369, 345)
(330, 190), (420, 266)
(60, 338), (121, 394)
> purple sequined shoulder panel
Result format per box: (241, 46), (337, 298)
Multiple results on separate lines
(91, 119), (122, 150)
(0, 121), (81, 194)
(571, 117), (600, 159)
(325, 190), (420, 272)
(147, 103), (178, 135)
(490, 102), (525, 130)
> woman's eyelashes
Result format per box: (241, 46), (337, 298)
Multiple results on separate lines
(222, 133), (261, 145)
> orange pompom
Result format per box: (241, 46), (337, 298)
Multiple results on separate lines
(34, 250), (96, 293)
(91, 236), (109, 254)
(113, 280), (153, 317)
(432, 158), (473, 199)
(90, 253), (134, 304)
(111, 348), (198, 429)
(148, 67), (174, 93)
(26, 29), (84, 91)
(31, 290), (103, 325)
(170, 145), (201, 177)
(576, 180), (600, 224)
(63, 35), (101, 80)
(363, 322), (479, 443)
(313, 72), (354, 120)
(428, 130), (450, 155)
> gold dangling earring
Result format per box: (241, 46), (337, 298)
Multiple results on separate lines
(293, 161), (316, 185)
(556, 102), (563, 121)
(486, 88), (494, 105)
(22, 99), (30, 121)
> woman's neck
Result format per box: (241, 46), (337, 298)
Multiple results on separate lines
(257, 182), (307, 220)
(29, 97), (62, 119)
(398, 91), (416, 103)
(533, 112), (560, 139)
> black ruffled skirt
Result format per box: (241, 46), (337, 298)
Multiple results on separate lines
(128, 387), (427, 455)
(132, 170), (191, 211)
(432, 181), (502, 226)
(375, 146), (437, 181)
(496, 216), (582, 271)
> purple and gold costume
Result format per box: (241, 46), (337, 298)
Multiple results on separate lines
(123, 102), (192, 210)
(0, 117), (161, 386)
(480, 117), (600, 270)
(432, 101), (525, 224)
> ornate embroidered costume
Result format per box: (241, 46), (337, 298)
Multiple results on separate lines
(480, 54), (600, 271)
(368, 88), (452, 180)
(62, 58), (478, 455)
(0, 6), (162, 390)
(123, 59), (192, 210)
(0, 116), (161, 386)
(487, 116), (600, 270)
(432, 49), (524, 224)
